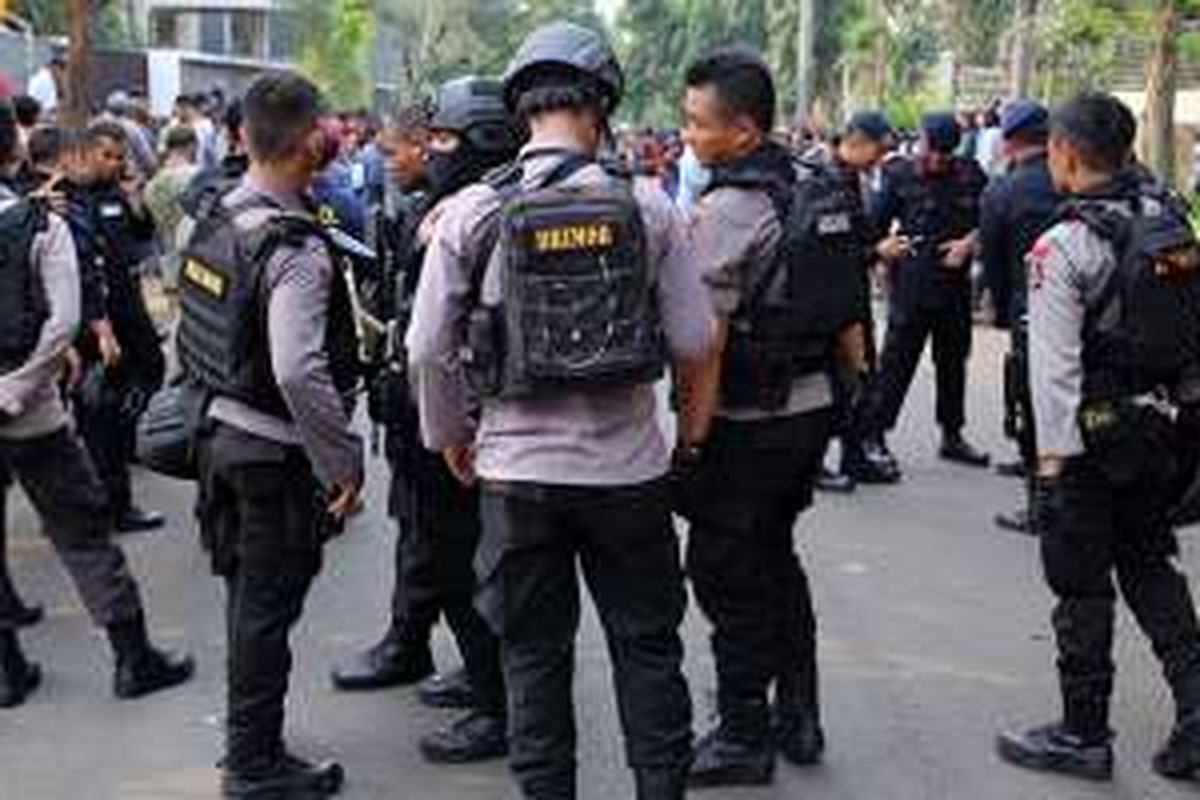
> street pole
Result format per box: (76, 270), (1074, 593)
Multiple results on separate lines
(796, 0), (816, 124)
(1010, 0), (1038, 98)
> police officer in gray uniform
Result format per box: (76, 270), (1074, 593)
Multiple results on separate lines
(997, 92), (1200, 783)
(408, 21), (714, 799)
(677, 49), (861, 787)
(344, 76), (516, 765)
(0, 99), (193, 709)
(182, 73), (362, 798)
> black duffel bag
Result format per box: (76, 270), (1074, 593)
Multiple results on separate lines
(135, 379), (210, 481)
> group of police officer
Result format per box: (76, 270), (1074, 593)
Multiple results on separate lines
(1, 14), (1199, 800)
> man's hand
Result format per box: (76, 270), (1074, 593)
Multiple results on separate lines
(939, 235), (976, 270)
(327, 477), (364, 521)
(61, 346), (83, 388)
(443, 444), (477, 487)
(876, 233), (916, 263)
(95, 324), (122, 369)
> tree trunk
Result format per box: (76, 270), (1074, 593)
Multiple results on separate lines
(795, 0), (816, 123)
(62, 0), (90, 128)
(1144, 0), (1180, 188)
(1010, 0), (1038, 98)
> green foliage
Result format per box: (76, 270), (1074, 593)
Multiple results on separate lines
(14, 0), (132, 46)
(291, 0), (376, 108)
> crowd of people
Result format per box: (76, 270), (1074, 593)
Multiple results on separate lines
(1, 18), (1200, 800)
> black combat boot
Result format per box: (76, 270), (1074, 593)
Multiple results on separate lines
(996, 722), (1114, 781)
(774, 668), (825, 766)
(994, 507), (1034, 535)
(107, 614), (195, 700)
(815, 467), (856, 494)
(847, 437), (902, 484)
(221, 752), (345, 798)
(115, 507), (166, 534)
(419, 710), (507, 764)
(417, 666), (475, 710)
(330, 624), (433, 692)
(0, 630), (41, 709)
(634, 766), (688, 800)
(939, 431), (991, 468)
(687, 727), (774, 788)
(1155, 709), (1200, 780)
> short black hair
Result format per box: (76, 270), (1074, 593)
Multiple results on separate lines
(84, 119), (127, 148)
(1050, 92), (1137, 175)
(389, 99), (431, 136)
(514, 65), (609, 121)
(12, 95), (40, 128)
(223, 99), (243, 140)
(0, 101), (18, 165)
(242, 72), (324, 163)
(27, 125), (74, 169)
(163, 125), (198, 154)
(685, 48), (776, 133)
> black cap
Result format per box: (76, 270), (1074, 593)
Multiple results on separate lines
(921, 112), (961, 154)
(1000, 99), (1049, 139)
(845, 111), (893, 143)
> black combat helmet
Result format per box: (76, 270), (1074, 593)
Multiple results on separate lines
(429, 76), (520, 155)
(502, 21), (624, 114)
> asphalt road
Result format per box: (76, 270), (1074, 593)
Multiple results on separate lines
(2, 327), (1199, 800)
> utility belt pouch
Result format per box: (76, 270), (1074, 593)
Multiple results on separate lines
(1079, 398), (1177, 486)
(462, 305), (505, 398)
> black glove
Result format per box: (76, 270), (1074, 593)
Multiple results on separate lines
(1030, 474), (1061, 537)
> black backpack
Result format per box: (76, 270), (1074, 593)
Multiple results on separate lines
(1073, 186), (1200, 401)
(0, 199), (49, 375)
(463, 153), (664, 399)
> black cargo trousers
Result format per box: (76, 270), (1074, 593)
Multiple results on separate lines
(0, 428), (144, 630)
(683, 408), (832, 745)
(477, 479), (693, 799)
(1039, 455), (1200, 735)
(861, 289), (972, 439)
(398, 442), (504, 715)
(196, 422), (334, 772)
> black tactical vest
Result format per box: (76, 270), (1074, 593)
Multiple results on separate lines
(463, 155), (665, 400)
(1071, 184), (1200, 402)
(0, 198), (49, 374)
(707, 149), (865, 410)
(177, 196), (360, 419)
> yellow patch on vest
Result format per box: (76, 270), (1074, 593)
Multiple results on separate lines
(532, 223), (615, 253)
(182, 258), (229, 299)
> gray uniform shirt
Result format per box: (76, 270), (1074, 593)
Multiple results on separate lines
(406, 136), (714, 487)
(691, 185), (833, 420)
(207, 177), (363, 489)
(1026, 218), (1117, 459)
(0, 188), (80, 440)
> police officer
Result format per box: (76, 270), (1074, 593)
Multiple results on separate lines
(75, 121), (167, 533)
(330, 102), (445, 696)
(857, 113), (991, 479)
(181, 73), (362, 798)
(408, 21), (713, 799)
(815, 111), (892, 494)
(997, 92), (1200, 783)
(679, 49), (862, 787)
(0, 99), (193, 709)
(978, 100), (1061, 534)
(338, 78), (515, 764)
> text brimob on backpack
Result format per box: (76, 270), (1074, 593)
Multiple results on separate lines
(463, 155), (665, 399)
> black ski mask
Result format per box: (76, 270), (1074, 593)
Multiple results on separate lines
(425, 139), (509, 203)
